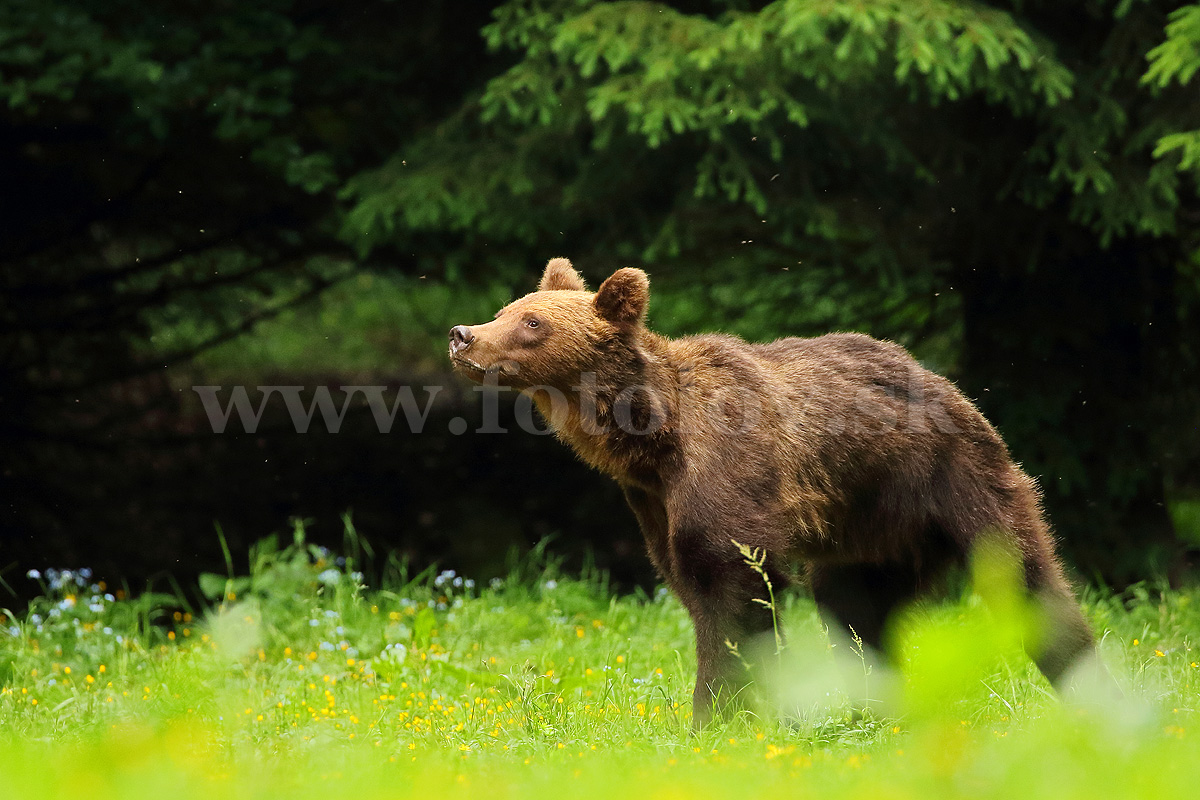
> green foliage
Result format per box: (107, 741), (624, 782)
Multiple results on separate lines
(487, 0), (1074, 142)
(1144, 4), (1200, 89)
(1145, 4), (1200, 176)
(0, 0), (340, 187)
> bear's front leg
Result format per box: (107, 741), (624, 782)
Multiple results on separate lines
(688, 608), (761, 727)
(669, 524), (786, 728)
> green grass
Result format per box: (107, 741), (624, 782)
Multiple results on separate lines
(2, 524), (1198, 799)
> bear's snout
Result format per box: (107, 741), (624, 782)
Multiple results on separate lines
(448, 325), (475, 355)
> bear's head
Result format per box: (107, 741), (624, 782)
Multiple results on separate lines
(448, 258), (649, 390)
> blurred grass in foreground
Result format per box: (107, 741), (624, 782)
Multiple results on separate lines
(2, 522), (1198, 799)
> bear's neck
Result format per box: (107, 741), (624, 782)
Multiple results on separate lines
(533, 329), (678, 490)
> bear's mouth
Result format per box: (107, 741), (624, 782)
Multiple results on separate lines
(451, 354), (488, 373)
(450, 354), (523, 383)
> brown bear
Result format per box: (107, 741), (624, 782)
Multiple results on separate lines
(448, 257), (1096, 725)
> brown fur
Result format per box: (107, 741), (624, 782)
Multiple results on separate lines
(449, 258), (1096, 725)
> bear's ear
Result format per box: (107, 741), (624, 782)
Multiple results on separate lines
(594, 268), (649, 326)
(538, 257), (587, 292)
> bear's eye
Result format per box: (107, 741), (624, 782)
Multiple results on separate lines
(526, 318), (540, 329)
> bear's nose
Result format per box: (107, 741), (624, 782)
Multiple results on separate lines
(448, 325), (475, 354)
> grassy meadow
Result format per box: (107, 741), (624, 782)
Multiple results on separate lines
(2, 523), (1198, 799)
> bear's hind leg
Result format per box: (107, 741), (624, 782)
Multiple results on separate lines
(1024, 565), (1096, 688)
(808, 562), (923, 714)
(808, 562), (920, 655)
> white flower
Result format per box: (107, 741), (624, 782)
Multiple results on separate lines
(317, 569), (340, 585)
(26, 569), (40, 580)
(379, 642), (408, 664)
